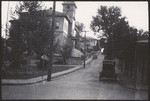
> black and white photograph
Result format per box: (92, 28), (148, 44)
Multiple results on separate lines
(1, 1), (148, 100)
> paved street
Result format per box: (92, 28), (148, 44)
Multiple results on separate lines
(2, 53), (148, 100)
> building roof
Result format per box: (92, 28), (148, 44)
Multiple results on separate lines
(44, 9), (66, 16)
(62, 1), (77, 8)
(41, 9), (72, 23)
(17, 9), (71, 23)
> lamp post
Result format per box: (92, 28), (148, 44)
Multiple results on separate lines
(47, 1), (56, 81)
(82, 31), (89, 68)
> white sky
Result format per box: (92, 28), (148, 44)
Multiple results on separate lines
(1, 1), (149, 38)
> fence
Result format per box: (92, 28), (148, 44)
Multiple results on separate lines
(118, 40), (148, 85)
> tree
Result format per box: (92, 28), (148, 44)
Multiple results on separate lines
(90, 6), (131, 59)
(75, 21), (85, 33)
(60, 44), (72, 65)
(112, 17), (131, 58)
(14, 1), (43, 15)
(10, 1), (51, 58)
(141, 31), (149, 40)
(8, 1), (53, 68)
(99, 38), (106, 49)
(137, 29), (149, 41)
(90, 6), (121, 36)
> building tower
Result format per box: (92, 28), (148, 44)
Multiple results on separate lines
(62, 1), (77, 20)
(62, 1), (77, 36)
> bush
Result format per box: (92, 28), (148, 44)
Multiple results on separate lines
(60, 44), (72, 65)
(53, 59), (64, 64)
(37, 58), (49, 69)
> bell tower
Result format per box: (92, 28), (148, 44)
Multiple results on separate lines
(62, 1), (77, 42)
(62, 1), (77, 21)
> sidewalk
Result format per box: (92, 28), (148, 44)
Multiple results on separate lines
(2, 55), (94, 85)
(116, 68), (148, 91)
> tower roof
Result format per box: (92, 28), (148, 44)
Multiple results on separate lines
(62, 1), (77, 8)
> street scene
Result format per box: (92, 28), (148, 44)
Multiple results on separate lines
(2, 53), (148, 100)
(1, 1), (148, 100)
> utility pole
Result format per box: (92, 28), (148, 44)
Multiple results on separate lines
(4, 1), (10, 53)
(83, 31), (88, 68)
(47, 1), (56, 81)
(112, 24), (114, 60)
(6, 1), (10, 36)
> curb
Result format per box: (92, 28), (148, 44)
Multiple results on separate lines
(2, 56), (93, 85)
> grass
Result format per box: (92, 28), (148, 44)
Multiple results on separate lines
(2, 65), (78, 79)
(2, 53), (93, 79)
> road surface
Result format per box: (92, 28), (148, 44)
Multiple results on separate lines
(2, 53), (148, 100)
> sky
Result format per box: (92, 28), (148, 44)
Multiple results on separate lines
(1, 1), (149, 39)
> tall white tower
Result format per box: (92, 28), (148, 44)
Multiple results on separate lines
(62, 1), (77, 37)
(62, 1), (77, 21)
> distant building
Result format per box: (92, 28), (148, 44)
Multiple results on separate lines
(81, 36), (98, 51)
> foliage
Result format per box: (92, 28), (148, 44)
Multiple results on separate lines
(90, 6), (121, 36)
(9, 1), (52, 58)
(15, 1), (43, 14)
(60, 44), (73, 65)
(98, 38), (105, 49)
(75, 21), (85, 33)
(90, 6), (149, 59)
(91, 6), (123, 59)
(137, 30), (149, 41)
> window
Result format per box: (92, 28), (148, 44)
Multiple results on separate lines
(67, 5), (70, 9)
(55, 21), (59, 29)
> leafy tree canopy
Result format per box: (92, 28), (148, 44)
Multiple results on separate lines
(90, 6), (135, 59)
(91, 5), (149, 59)
(75, 21), (85, 33)
(60, 44), (73, 65)
(15, 1), (43, 14)
(9, 1), (51, 58)
(90, 6), (122, 37)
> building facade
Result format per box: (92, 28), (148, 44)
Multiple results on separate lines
(46, 1), (81, 52)
(9, 1), (81, 56)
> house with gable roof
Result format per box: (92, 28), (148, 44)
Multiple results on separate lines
(9, 1), (82, 57)
(45, 1), (81, 52)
